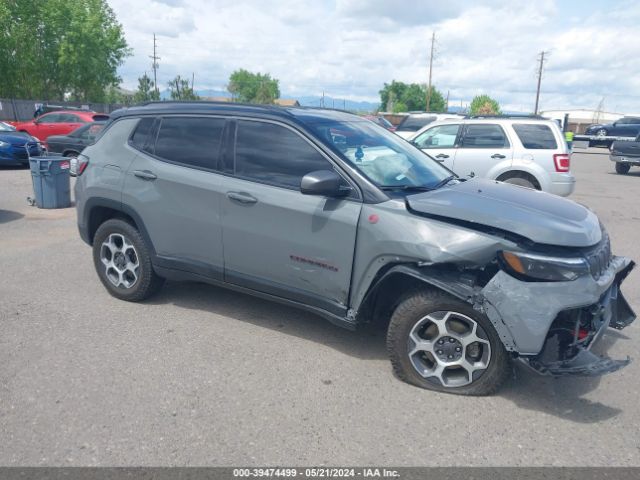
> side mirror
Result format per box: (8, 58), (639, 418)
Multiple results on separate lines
(613, 121), (618, 126)
(300, 170), (350, 197)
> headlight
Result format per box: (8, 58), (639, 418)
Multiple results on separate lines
(0, 140), (9, 147)
(498, 250), (589, 282)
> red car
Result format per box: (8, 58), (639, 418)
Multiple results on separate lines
(11, 110), (109, 142)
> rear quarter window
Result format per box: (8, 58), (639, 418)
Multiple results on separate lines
(512, 124), (558, 149)
(129, 117), (156, 152)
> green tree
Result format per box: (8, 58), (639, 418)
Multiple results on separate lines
(379, 81), (445, 112)
(133, 73), (160, 103)
(0, 0), (130, 101)
(469, 94), (502, 115)
(104, 85), (133, 105)
(227, 69), (280, 104)
(168, 75), (199, 101)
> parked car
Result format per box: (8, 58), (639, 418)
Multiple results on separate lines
(74, 102), (635, 395)
(0, 120), (43, 165)
(585, 116), (640, 139)
(408, 116), (574, 196)
(395, 113), (464, 139)
(12, 110), (109, 142)
(609, 134), (640, 174)
(363, 115), (396, 132)
(46, 122), (106, 157)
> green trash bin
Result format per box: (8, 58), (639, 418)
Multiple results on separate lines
(29, 156), (71, 209)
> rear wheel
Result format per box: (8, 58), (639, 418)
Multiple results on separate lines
(615, 163), (630, 174)
(387, 289), (510, 395)
(92, 218), (164, 301)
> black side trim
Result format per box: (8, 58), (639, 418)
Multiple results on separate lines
(154, 265), (356, 331)
(154, 255), (223, 281)
(225, 269), (347, 318)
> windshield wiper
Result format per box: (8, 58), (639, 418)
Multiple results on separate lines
(429, 174), (457, 190)
(378, 185), (433, 192)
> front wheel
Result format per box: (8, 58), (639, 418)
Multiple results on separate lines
(92, 218), (164, 301)
(387, 289), (510, 395)
(615, 163), (631, 174)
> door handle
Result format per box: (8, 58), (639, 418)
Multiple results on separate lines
(227, 191), (258, 204)
(435, 154), (449, 159)
(133, 169), (157, 180)
(491, 153), (506, 159)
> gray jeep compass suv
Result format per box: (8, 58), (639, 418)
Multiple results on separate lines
(74, 102), (636, 395)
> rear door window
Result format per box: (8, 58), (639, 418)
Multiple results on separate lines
(154, 116), (226, 170)
(413, 124), (460, 148)
(460, 124), (510, 148)
(234, 120), (335, 189)
(512, 124), (558, 149)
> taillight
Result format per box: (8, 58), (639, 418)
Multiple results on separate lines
(553, 153), (570, 172)
(72, 154), (89, 176)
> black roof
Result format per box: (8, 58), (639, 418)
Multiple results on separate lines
(109, 101), (362, 127)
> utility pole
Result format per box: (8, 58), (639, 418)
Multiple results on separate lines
(425, 31), (435, 112)
(534, 50), (549, 115)
(321, 91), (325, 108)
(149, 33), (160, 97)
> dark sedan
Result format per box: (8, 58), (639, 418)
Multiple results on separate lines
(585, 116), (640, 138)
(0, 121), (43, 165)
(46, 122), (106, 157)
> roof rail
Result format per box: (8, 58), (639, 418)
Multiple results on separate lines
(463, 114), (546, 119)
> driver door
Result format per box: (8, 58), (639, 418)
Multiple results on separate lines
(411, 123), (461, 170)
(221, 119), (362, 313)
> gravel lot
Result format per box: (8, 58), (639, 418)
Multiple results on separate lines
(1, 149), (639, 466)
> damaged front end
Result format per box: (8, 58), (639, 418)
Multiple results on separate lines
(525, 260), (636, 376)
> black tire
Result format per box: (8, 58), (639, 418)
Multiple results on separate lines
(387, 289), (510, 395)
(615, 163), (630, 175)
(92, 218), (164, 302)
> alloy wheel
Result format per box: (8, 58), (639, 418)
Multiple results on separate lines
(407, 310), (492, 387)
(100, 233), (140, 289)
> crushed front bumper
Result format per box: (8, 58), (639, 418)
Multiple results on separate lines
(481, 256), (635, 376)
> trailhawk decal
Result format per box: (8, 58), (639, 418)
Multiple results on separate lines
(290, 255), (339, 272)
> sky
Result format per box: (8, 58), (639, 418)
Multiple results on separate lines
(108, 0), (640, 113)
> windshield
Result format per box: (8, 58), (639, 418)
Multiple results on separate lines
(307, 119), (453, 189)
(0, 122), (16, 132)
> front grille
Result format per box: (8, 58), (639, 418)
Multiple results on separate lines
(585, 231), (612, 279)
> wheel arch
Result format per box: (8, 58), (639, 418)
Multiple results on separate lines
(495, 169), (542, 190)
(84, 197), (155, 255)
(355, 264), (477, 326)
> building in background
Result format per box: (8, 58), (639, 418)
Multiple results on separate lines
(541, 109), (625, 133)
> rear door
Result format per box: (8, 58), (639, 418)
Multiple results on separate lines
(122, 115), (228, 279)
(452, 123), (513, 178)
(221, 119), (361, 313)
(411, 123), (461, 170)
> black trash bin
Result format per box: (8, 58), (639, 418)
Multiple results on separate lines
(29, 156), (71, 209)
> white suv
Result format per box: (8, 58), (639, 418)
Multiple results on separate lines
(394, 113), (464, 139)
(407, 116), (575, 196)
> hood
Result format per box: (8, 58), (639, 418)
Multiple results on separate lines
(406, 178), (601, 247)
(0, 132), (37, 145)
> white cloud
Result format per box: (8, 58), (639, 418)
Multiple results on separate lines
(109, 0), (640, 112)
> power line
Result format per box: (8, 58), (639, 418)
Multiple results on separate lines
(534, 50), (549, 114)
(425, 31), (436, 112)
(149, 33), (160, 96)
